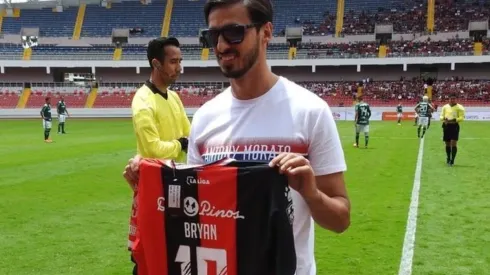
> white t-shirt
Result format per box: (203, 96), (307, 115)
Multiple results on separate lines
(187, 76), (347, 275)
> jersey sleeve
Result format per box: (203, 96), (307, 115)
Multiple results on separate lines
(456, 105), (465, 122)
(308, 105), (347, 176)
(132, 95), (182, 159)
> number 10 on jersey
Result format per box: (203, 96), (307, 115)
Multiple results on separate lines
(175, 245), (228, 274)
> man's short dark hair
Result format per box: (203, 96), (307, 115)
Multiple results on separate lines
(204, 0), (273, 26)
(449, 93), (457, 98)
(147, 37), (180, 69)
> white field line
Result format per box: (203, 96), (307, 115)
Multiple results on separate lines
(398, 137), (425, 275)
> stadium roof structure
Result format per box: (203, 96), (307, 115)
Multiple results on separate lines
(1, 0), (53, 3)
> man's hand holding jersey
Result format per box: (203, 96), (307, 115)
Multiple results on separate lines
(269, 153), (351, 233)
(123, 137), (188, 191)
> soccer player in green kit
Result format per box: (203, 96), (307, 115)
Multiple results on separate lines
(40, 96), (53, 143)
(396, 103), (403, 125)
(354, 96), (371, 148)
(57, 96), (70, 134)
(414, 96), (434, 138)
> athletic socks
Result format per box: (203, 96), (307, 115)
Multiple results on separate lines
(451, 146), (458, 164)
(446, 146), (451, 163)
(418, 127), (421, 138)
(365, 135), (369, 147)
(355, 134), (360, 146)
(422, 127), (426, 138)
(44, 129), (51, 140)
(61, 122), (65, 133)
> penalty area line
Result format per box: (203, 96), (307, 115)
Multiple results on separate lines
(398, 137), (425, 275)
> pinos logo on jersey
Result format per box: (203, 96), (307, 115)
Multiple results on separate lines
(186, 176), (210, 186)
(157, 197), (165, 212)
(183, 196), (245, 219)
(183, 197), (199, 216)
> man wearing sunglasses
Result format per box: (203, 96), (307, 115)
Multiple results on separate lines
(123, 1), (351, 274)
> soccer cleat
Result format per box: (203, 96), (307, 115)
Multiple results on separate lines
(353, 143), (358, 148)
(44, 139), (53, 143)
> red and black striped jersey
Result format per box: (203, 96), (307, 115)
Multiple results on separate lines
(130, 158), (296, 275)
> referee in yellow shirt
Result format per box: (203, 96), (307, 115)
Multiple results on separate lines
(127, 37), (190, 275)
(131, 37), (190, 162)
(440, 93), (465, 166)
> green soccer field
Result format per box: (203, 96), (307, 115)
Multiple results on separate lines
(1, 119), (489, 275)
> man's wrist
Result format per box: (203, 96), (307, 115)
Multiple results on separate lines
(303, 188), (323, 205)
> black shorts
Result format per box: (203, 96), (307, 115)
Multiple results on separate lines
(443, 123), (460, 142)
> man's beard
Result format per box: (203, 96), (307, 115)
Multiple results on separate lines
(220, 42), (259, 79)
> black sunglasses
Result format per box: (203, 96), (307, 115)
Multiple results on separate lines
(201, 23), (259, 48)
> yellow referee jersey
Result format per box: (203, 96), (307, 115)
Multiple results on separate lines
(439, 103), (465, 123)
(131, 80), (191, 162)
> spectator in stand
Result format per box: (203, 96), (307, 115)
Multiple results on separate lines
(434, 1), (490, 32)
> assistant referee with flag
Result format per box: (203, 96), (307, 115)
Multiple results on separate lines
(440, 93), (465, 166)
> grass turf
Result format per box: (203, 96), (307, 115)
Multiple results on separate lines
(1, 119), (489, 274)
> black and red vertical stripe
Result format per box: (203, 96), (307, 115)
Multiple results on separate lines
(135, 159), (296, 275)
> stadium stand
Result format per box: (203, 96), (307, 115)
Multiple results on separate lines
(1, 0), (490, 111)
(25, 84), (89, 108)
(0, 83), (23, 109)
(82, 1), (166, 38)
(0, 39), (487, 61)
(3, 79), (487, 110)
(1, 7), (77, 37)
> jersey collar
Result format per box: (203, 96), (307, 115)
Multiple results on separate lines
(145, 80), (168, 100)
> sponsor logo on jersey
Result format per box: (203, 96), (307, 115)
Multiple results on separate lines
(182, 196), (245, 219)
(157, 197), (165, 212)
(186, 176), (210, 186)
